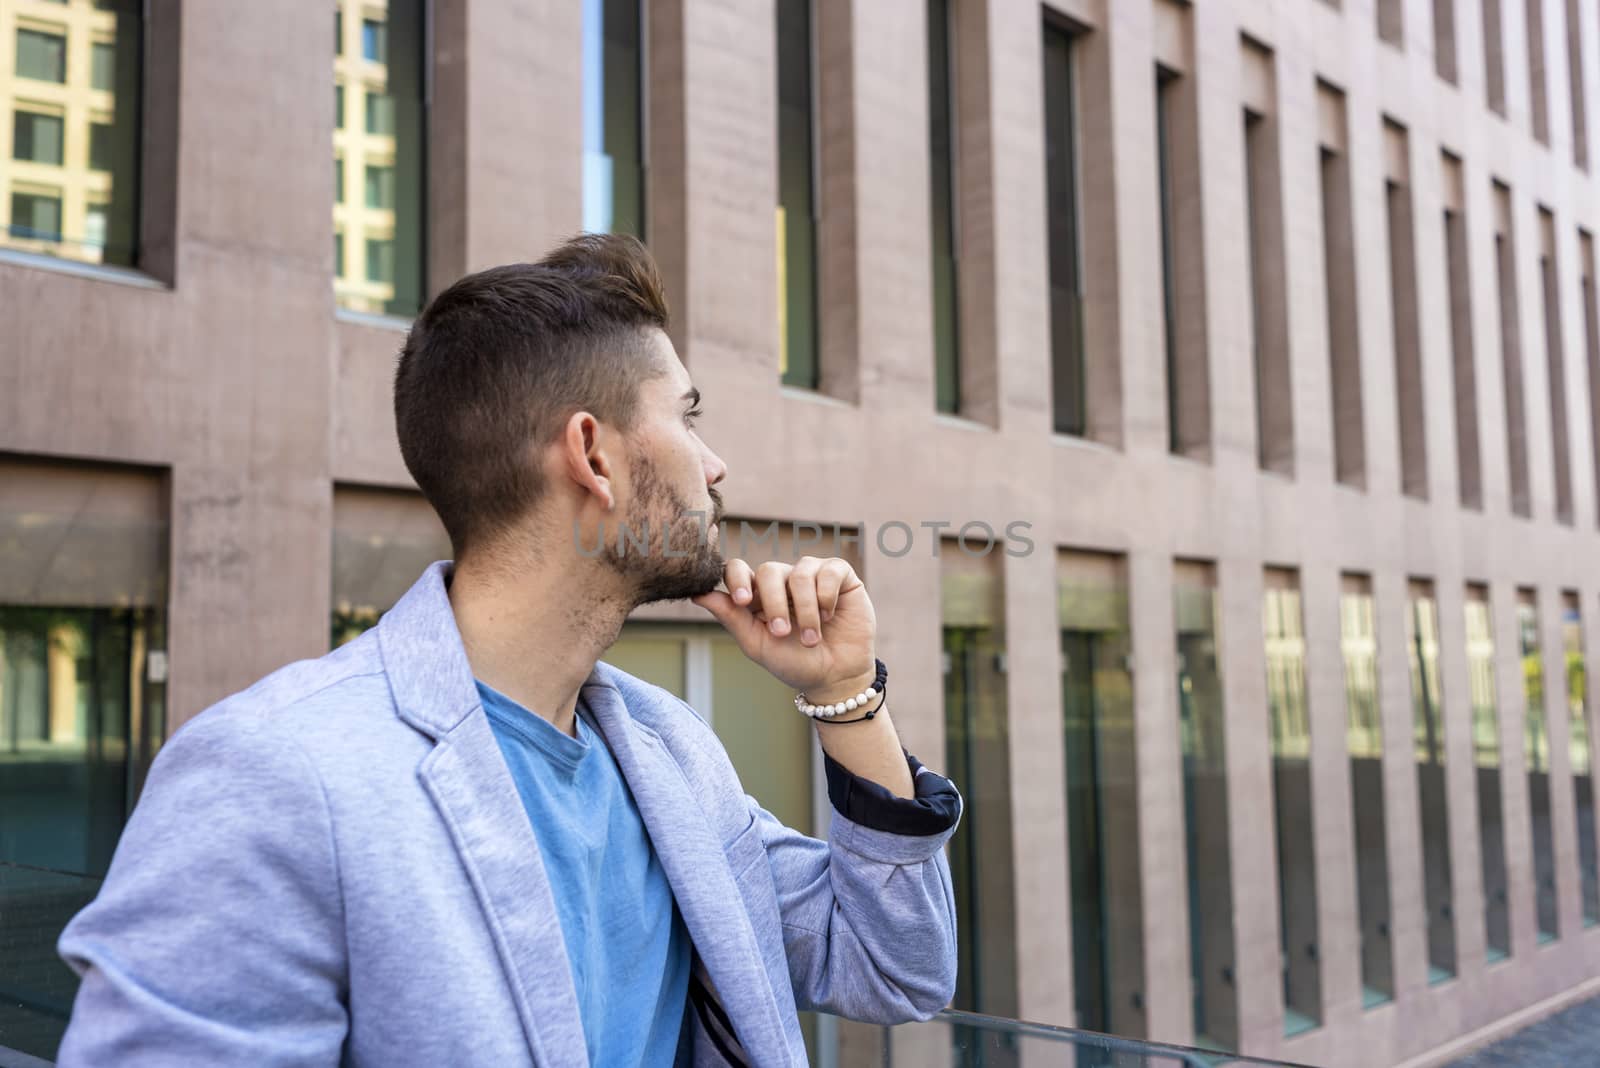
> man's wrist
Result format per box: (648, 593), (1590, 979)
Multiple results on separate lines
(805, 665), (878, 706)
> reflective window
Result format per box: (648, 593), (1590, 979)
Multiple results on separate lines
(329, 486), (450, 646)
(775, 0), (818, 389)
(1175, 561), (1236, 1050)
(0, 459), (168, 1062)
(1264, 573), (1320, 1034)
(928, 0), (959, 414)
(1407, 581), (1456, 980)
(1341, 576), (1393, 1004)
(1059, 552), (1144, 1045)
(944, 545), (1019, 1042)
(1518, 589), (1559, 941)
(1044, 18), (1085, 436)
(580, 0), (644, 237)
(333, 0), (424, 318)
(1563, 593), (1599, 925)
(3, 1), (141, 267)
(1465, 586), (1512, 959)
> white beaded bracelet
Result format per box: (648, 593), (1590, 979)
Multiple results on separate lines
(794, 659), (889, 720)
(794, 684), (880, 720)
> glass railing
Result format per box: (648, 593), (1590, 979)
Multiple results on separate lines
(2, 859), (1310, 1068)
(865, 1009), (1312, 1067)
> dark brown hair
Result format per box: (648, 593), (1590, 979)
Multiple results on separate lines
(394, 233), (671, 558)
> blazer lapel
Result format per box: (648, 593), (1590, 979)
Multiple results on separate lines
(582, 678), (794, 1066)
(378, 562), (587, 1068)
(418, 714), (589, 1068)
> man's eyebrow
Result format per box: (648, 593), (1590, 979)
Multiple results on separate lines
(682, 387), (701, 407)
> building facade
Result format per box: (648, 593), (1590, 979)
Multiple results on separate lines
(3, 0), (1600, 1065)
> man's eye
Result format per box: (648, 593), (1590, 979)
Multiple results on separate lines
(685, 408), (704, 427)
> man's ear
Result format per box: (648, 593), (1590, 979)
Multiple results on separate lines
(561, 411), (615, 511)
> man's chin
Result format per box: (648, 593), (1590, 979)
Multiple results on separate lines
(631, 553), (727, 608)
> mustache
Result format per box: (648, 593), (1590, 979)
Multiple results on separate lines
(707, 488), (724, 526)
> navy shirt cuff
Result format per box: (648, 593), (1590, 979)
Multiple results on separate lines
(823, 749), (962, 836)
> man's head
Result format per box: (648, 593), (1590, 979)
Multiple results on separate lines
(394, 234), (727, 606)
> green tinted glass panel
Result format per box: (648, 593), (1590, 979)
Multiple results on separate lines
(1407, 590), (1456, 980)
(1340, 587), (1394, 1002)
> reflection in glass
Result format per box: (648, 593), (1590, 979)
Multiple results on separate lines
(0, 605), (166, 1059)
(1043, 18), (1085, 436)
(1059, 554), (1143, 1055)
(581, 0), (643, 237)
(333, 0), (424, 318)
(1563, 594), (1599, 925)
(943, 549), (1017, 1065)
(1407, 583), (1456, 981)
(1341, 579), (1393, 1004)
(1518, 591), (1560, 941)
(2, 0), (140, 266)
(1175, 564), (1236, 1051)
(1263, 576), (1320, 1034)
(775, 0), (818, 389)
(928, 0), (959, 414)
(1465, 587), (1512, 959)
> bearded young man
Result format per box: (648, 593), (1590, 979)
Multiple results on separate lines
(54, 234), (962, 1067)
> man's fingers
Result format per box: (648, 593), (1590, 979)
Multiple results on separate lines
(788, 557), (823, 646)
(723, 558), (755, 606)
(753, 561), (793, 637)
(815, 559), (851, 622)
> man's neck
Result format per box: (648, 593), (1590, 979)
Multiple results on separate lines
(447, 555), (631, 737)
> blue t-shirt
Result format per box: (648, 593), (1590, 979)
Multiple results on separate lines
(478, 681), (690, 1066)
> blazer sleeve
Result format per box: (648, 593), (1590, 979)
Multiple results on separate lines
(753, 749), (962, 1024)
(54, 710), (349, 1068)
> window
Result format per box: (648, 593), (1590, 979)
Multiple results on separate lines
(1059, 551), (1144, 1042)
(1526, 0), (1550, 144)
(365, 93), (395, 135)
(1582, 232), (1600, 526)
(1568, 0), (1588, 169)
(1407, 582), (1457, 981)
(1378, 0), (1404, 44)
(91, 41), (114, 91)
(1465, 586), (1512, 960)
(3, 8), (141, 268)
(1493, 182), (1532, 517)
(580, 0), (645, 237)
(1264, 572), (1321, 1034)
(1442, 153), (1481, 509)
(10, 191), (62, 241)
(928, 0), (960, 414)
(1434, 0), (1458, 82)
(1483, 0), (1507, 115)
(1538, 208), (1573, 524)
(1341, 576), (1394, 1004)
(1242, 36), (1291, 473)
(365, 164), (394, 210)
(366, 238), (394, 284)
(1385, 120), (1427, 499)
(334, 232), (345, 277)
(943, 544), (1019, 1028)
(1319, 82), (1364, 486)
(335, 9), (343, 55)
(1175, 561), (1236, 1050)
(89, 122), (112, 172)
(335, 157), (344, 203)
(776, 0), (818, 389)
(330, 487), (450, 647)
(1043, 19), (1085, 436)
(334, 0), (425, 317)
(12, 110), (64, 166)
(362, 18), (387, 64)
(1561, 593), (1598, 925)
(1519, 590), (1560, 941)
(15, 29), (66, 83)
(0, 459), (169, 1062)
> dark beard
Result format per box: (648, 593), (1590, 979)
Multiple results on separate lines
(604, 460), (725, 608)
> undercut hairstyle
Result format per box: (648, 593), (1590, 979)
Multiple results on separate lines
(394, 233), (671, 558)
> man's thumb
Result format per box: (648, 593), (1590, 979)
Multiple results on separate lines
(692, 591), (754, 643)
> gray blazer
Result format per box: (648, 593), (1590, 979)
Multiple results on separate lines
(55, 563), (960, 1066)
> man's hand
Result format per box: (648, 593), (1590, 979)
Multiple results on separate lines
(691, 556), (876, 700)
